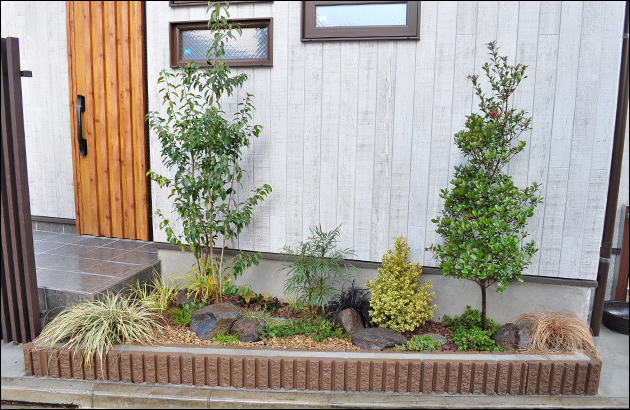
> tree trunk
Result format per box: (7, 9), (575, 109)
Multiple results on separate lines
(480, 282), (487, 331)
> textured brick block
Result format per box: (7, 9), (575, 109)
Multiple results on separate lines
(84, 356), (96, 381)
(169, 355), (181, 384)
(472, 362), (485, 393)
(232, 357), (244, 388)
(537, 362), (552, 394)
(496, 362), (509, 395)
(257, 358), (269, 389)
(485, 362), (497, 394)
(408, 362), (421, 393)
(333, 360), (345, 391)
(244, 357), (257, 389)
(447, 362), (459, 394)
(526, 362), (540, 395)
(434, 362), (447, 394)
(586, 360), (602, 395)
(320, 360), (333, 391)
(574, 362), (589, 395)
(107, 351), (121, 382)
(48, 350), (61, 378)
(72, 352), (84, 380)
(358, 361), (370, 392)
(295, 359), (307, 390)
(120, 352), (132, 383)
(396, 362), (409, 393)
(269, 358), (282, 389)
(460, 362), (473, 394)
(131, 353), (144, 383)
(549, 363), (563, 395)
(59, 350), (73, 379)
(562, 363), (577, 395)
(31, 347), (49, 377)
(23, 344), (34, 376)
(194, 356), (206, 386)
(371, 361), (383, 392)
(282, 359), (294, 390)
(206, 357), (218, 387)
(144, 353), (157, 384)
(219, 357), (231, 387)
(384, 361), (396, 392)
(510, 362), (526, 395)
(182, 354), (194, 385)
(156, 354), (169, 385)
(422, 362), (435, 393)
(345, 360), (358, 392)
(95, 355), (107, 381)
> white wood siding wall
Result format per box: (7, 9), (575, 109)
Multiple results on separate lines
(0, 1), (75, 219)
(143, 1), (627, 281)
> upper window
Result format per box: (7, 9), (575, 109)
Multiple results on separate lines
(170, 19), (273, 67)
(301, 1), (420, 41)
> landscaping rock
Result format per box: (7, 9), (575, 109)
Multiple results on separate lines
(232, 317), (266, 343)
(491, 322), (532, 350)
(175, 288), (196, 306)
(191, 303), (240, 340)
(351, 327), (408, 350)
(333, 308), (364, 335)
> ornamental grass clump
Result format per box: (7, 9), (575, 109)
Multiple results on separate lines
(515, 311), (597, 357)
(36, 293), (162, 367)
(367, 236), (436, 333)
(127, 269), (178, 313)
(427, 41), (543, 330)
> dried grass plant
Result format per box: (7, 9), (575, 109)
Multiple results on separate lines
(515, 310), (597, 357)
(36, 293), (163, 368)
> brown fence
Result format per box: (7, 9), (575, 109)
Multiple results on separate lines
(1, 37), (41, 343)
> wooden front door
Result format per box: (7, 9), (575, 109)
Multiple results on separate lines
(66, 1), (149, 240)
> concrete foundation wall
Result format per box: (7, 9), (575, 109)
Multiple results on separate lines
(157, 248), (593, 324)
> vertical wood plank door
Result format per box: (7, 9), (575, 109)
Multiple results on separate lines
(66, 1), (149, 240)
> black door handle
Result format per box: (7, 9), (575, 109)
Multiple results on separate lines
(76, 94), (87, 156)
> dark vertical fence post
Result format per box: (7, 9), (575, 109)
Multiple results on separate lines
(1, 37), (41, 343)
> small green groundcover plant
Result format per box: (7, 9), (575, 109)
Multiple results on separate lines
(213, 332), (240, 346)
(367, 236), (436, 333)
(170, 300), (207, 327)
(259, 317), (349, 343)
(393, 335), (444, 352)
(442, 306), (502, 352)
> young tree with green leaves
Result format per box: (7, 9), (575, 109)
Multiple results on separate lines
(427, 41), (543, 330)
(147, 3), (271, 304)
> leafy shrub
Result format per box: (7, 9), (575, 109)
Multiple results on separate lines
(442, 306), (501, 351)
(327, 280), (373, 328)
(515, 311), (597, 356)
(37, 293), (162, 368)
(280, 225), (357, 313)
(127, 270), (178, 312)
(260, 317), (349, 342)
(393, 335), (443, 352)
(213, 332), (239, 346)
(170, 301), (207, 327)
(427, 41), (542, 330)
(366, 237), (436, 333)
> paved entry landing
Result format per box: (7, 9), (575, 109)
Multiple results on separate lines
(33, 230), (160, 326)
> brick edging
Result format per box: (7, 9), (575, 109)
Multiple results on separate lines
(22, 343), (601, 395)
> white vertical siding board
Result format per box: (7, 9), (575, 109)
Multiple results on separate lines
(353, 42), (378, 261)
(538, 1), (562, 35)
(237, 66), (255, 251)
(456, 1), (478, 35)
(336, 42), (359, 253)
(285, 0), (305, 248)
(508, 1), (539, 188)
(408, 1), (438, 263)
(471, 1), (498, 115)
(579, 170), (609, 280)
(423, 1), (457, 265)
(388, 40), (416, 248)
(495, 1), (519, 66)
(302, 42), (323, 241)
(370, 41), (396, 261)
(268, 1), (289, 253)
(538, 168), (569, 277)
(559, 2), (605, 279)
(525, 34), (559, 276)
(320, 42), (341, 233)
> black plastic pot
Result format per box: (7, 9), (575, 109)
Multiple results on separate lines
(602, 300), (629, 335)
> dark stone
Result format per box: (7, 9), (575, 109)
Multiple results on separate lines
(491, 323), (532, 350)
(176, 288), (195, 306)
(232, 317), (266, 343)
(351, 327), (408, 350)
(333, 308), (364, 335)
(191, 303), (240, 340)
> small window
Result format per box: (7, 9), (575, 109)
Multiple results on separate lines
(301, 1), (420, 41)
(170, 19), (273, 68)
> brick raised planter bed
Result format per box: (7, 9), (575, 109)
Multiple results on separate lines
(22, 343), (602, 395)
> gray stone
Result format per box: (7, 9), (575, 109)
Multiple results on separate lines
(232, 317), (266, 343)
(333, 308), (364, 335)
(191, 303), (241, 340)
(491, 323), (532, 351)
(176, 288), (196, 306)
(351, 327), (408, 350)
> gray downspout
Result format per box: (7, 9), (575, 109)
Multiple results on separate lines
(590, 1), (629, 345)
